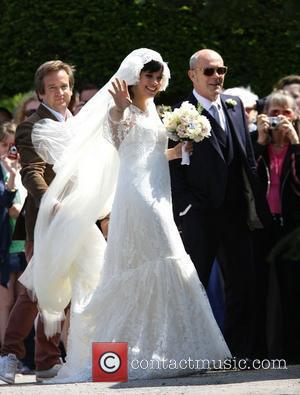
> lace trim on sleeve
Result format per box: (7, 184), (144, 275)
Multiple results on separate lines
(105, 106), (136, 149)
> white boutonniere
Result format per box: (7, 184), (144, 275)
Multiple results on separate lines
(196, 103), (204, 114)
(225, 98), (237, 109)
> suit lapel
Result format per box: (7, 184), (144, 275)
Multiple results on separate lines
(221, 96), (246, 156)
(202, 108), (226, 160)
(36, 103), (60, 122)
(187, 94), (225, 161)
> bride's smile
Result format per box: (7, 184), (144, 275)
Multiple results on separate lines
(133, 70), (163, 99)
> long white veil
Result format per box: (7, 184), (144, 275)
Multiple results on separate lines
(19, 48), (170, 337)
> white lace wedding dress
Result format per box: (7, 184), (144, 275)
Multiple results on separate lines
(53, 103), (231, 382)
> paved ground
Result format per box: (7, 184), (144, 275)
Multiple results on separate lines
(0, 365), (299, 394)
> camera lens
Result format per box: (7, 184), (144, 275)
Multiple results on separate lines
(10, 146), (17, 154)
(268, 117), (279, 129)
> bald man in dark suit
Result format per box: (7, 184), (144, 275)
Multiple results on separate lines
(170, 49), (271, 360)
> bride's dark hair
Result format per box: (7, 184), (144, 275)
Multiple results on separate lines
(129, 60), (164, 98)
(141, 60), (164, 74)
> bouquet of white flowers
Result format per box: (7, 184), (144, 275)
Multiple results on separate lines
(162, 101), (211, 165)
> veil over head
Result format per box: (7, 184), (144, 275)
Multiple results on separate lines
(19, 48), (170, 337)
(114, 48), (170, 90)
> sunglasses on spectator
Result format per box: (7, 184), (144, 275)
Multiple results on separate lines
(196, 66), (228, 76)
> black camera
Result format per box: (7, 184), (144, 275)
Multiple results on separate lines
(268, 116), (280, 129)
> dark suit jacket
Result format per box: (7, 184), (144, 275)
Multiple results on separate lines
(15, 104), (57, 240)
(169, 93), (271, 229)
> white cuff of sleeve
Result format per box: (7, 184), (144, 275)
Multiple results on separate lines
(108, 106), (125, 124)
(179, 204), (192, 216)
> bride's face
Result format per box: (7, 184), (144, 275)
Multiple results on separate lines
(132, 70), (163, 99)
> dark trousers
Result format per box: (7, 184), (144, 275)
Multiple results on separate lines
(1, 288), (61, 371)
(263, 217), (300, 363)
(181, 207), (255, 358)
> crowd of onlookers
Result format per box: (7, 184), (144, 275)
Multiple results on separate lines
(226, 78), (300, 363)
(0, 70), (300, 380)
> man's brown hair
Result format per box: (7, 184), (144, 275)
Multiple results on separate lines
(274, 74), (300, 90)
(34, 60), (76, 96)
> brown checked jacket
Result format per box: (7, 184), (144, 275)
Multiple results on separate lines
(15, 104), (58, 241)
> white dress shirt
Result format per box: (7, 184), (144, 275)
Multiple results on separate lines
(42, 102), (72, 122)
(193, 89), (227, 131)
(179, 90), (227, 217)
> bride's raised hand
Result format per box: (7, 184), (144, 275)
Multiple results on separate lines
(108, 78), (132, 112)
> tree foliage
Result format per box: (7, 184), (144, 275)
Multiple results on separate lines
(0, 0), (299, 105)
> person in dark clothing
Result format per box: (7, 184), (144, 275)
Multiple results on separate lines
(252, 90), (300, 363)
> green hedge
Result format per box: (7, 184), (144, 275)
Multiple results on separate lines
(0, 0), (299, 106)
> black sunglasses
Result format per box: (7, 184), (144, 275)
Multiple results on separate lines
(24, 109), (36, 117)
(200, 66), (228, 76)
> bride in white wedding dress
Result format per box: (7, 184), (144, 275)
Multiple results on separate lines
(20, 49), (231, 382)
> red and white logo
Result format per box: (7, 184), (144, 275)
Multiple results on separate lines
(92, 342), (128, 382)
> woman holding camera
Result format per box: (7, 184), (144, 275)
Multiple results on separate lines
(255, 90), (300, 237)
(252, 90), (300, 363)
